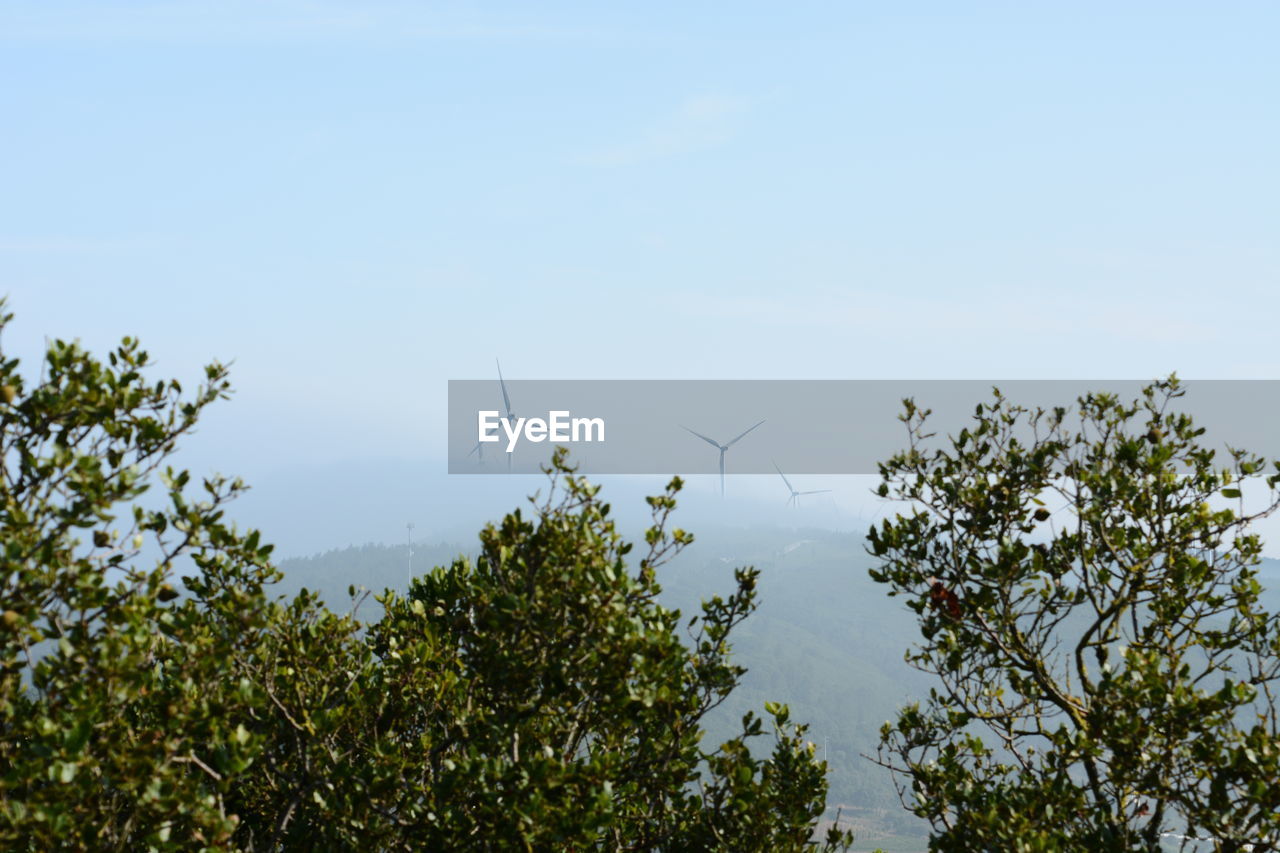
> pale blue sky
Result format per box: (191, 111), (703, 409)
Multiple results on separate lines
(3, 1), (1278, 487)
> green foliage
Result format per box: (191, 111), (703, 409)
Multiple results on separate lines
(219, 454), (851, 850)
(868, 378), (1280, 851)
(0, 310), (274, 848)
(277, 527), (939, 839)
(0, 307), (849, 850)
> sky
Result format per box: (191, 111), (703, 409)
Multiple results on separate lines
(3, 1), (1279, 552)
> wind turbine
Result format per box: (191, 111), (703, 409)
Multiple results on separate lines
(468, 359), (517, 470)
(773, 461), (832, 507)
(496, 359), (515, 473)
(682, 420), (765, 496)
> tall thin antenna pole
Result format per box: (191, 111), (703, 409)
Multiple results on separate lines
(406, 522), (415, 575)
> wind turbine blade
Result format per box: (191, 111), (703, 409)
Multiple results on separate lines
(468, 442), (482, 457)
(725, 419), (765, 448)
(772, 460), (794, 494)
(496, 358), (513, 417)
(719, 449), (725, 496)
(682, 425), (722, 449)
(799, 489), (832, 496)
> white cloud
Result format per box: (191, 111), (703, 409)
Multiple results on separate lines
(683, 284), (1221, 347)
(582, 95), (751, 167)
(0, 236), (157, 254)
(0, 1), (593, 43)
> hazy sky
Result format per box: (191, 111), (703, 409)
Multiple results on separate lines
(3, 2), (1278, 497)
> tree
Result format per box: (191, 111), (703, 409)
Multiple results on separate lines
(0, 311), (277, 847)
(225, 453), (851, 850)
(868, 378), (1280, 851)
(0, 305), (850, 850)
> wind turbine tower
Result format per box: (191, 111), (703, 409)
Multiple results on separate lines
(407, 522), (414, 574)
